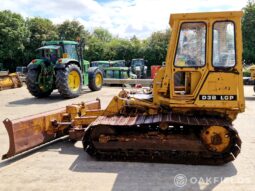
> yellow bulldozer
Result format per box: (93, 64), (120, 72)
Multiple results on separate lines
(2, 11), (244, 165)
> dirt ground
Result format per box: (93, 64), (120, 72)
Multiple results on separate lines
(0, 85), (255, 191)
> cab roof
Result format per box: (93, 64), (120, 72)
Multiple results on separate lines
(91, 61), (110, 64)
(42, 40), (78, 46)
(169, 11), (243, 27)
(37, 45), (61, 50)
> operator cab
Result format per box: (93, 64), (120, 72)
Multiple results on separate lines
(62, 43), (79, 60)
(36, 41), (79, 64)
(36, 45), (62, 64)
(153, 11), (244, 113)
(173, 19), (237, 96)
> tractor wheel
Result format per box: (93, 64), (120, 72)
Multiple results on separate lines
(56, 64), (82, 98)
(88, 68), (103, 91)
(26, 69), (53, 98)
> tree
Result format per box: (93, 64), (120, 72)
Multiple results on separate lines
(144, 29), (171, 67)
(57, 20), (89, 41)
(0, 10), (29, 71)
(93, 28), (112, 42)
(104, 38), (133, 60)
(85, 36), (105, 61)
(0, 10), (172, 70)
(130, 35), (145, 59)
(85, 28), (113, 61)
(242, 0), (255, 64)
(25, 17), (59, 63)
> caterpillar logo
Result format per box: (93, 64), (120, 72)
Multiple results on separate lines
(199, 95), (237, 101)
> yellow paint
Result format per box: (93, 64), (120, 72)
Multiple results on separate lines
(201, 126), (231, 153)
(95, 73), (103, 87)
(66, 105), (80, 119)
(0, 77), (13, 87)
(0, 73), (22, 90)
(68, 71), (80, 91)
(73, 116), (98, 126)
(153, 11), (245, 121)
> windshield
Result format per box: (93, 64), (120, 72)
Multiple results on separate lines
(36, 48), (61, 63)
(131, 60), (144, 67)
(213, 21), (236, 67)
(174, 22), (206, 67)
(116, 63), (125, 67)
(64, 44), (78, 60)
(111, 61), (125, 67)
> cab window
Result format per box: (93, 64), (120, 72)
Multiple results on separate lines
(213, 21), (236, 67)
(174, 22), (206, 67)
(64, 44), (78, 60)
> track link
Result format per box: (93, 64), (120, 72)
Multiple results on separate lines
(83, 113), (241, 165)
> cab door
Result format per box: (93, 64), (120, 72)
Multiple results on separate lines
(171, 22), (208, 100)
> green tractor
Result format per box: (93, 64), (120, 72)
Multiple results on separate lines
(129, 58), (148, 79)
(26, 40), (103, 98)
(91, 60), (129, 79)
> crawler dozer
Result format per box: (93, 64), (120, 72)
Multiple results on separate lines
(2, 11), (245, 165)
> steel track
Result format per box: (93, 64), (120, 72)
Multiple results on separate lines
(83, 113), (241, 165)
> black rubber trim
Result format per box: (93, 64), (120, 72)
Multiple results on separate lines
(54, 64), (65, 70)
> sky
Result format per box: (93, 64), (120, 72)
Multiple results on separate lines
(0, 0), (249, 39)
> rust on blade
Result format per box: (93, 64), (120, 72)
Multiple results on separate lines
(2, 108), (66, 160)
(2, 99), (102, 160)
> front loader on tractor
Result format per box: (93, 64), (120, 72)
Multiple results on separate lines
(26, 40), (103, 98)
(2, 11), (245, 165)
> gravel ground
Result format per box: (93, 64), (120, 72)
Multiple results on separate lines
(0, 85), (255, 191)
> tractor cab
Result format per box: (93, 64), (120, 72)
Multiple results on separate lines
(36, 45), (62, 64)
(40, 41), (79, 62)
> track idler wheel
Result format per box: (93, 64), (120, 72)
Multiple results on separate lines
(201, 126), (231, 153)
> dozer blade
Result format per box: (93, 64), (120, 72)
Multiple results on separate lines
(2, 108), (66, 159)
(2, 99), (102, 160)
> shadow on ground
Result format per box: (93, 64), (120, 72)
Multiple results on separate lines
(7, 89), (92, 106)
(0, 139), (238, 190)
(0, 137), (68, 169)
(43, 141), (238, 191)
